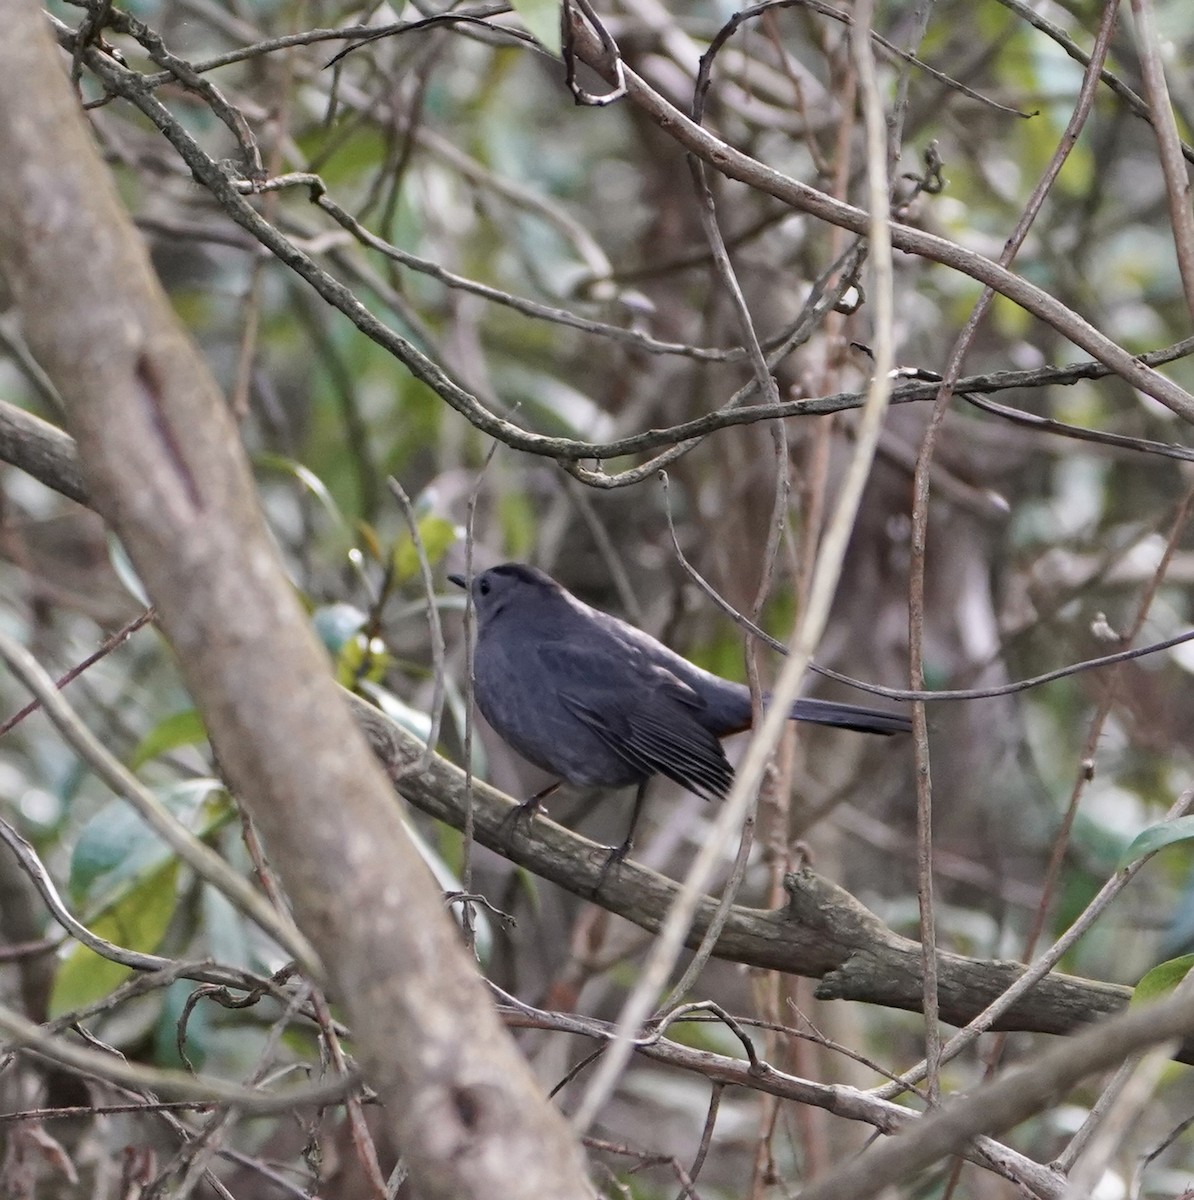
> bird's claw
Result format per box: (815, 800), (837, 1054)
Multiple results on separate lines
(497, 797), (543, 845)
(592, 838), (633, 897)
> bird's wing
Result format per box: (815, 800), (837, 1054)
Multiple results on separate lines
(539, 641), (735, 802)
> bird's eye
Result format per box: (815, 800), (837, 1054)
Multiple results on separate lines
(478, 579), (490, 596)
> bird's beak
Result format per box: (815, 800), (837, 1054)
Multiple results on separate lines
(447, 573), (467, 589)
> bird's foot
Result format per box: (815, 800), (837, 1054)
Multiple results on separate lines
(497, 780), (561, 846)
(497, 796), (543, 845)
(591, 838), (633, 897)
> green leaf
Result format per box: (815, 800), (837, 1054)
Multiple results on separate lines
(105, 532), (150, 606)
(200, 883), (254, 971)
(318, 603), (391, 688)
(129, 709), (208, 770)
(498, 491), (536, 560)
(1133, 955), (1194, 1006)
(334, 632), (391, 689)
(256, 453), (347, 531)
(355, 520), (383, 564)
(312, 603), (368, 656)
(70, 779), (229, 905)
(361, 681), (432, 745)
(511, 0), (561, 55)
(391, 515), (459, 584)
(50, 861), (180, 1015)
(1118, 816), (1194, 868)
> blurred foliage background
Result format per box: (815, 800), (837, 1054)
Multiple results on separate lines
(3, 0), (1194, 1195)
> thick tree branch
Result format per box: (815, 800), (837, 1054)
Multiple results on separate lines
(0, 399), (1164, 1058)
(564, 5), (1194, 426)
(353, 698), (1150, 1049)
(0, 9), (592, 1199)
(793, 985), (1194, 1200)
(44, 16), (1194, 465)
(0, 400), (88, 505)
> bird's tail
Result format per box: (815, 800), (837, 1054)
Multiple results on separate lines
(789, 698), (911, 735)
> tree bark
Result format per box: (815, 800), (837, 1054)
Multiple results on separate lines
(0, 394), (1156, 1060)
(0, 7), (593, 1198)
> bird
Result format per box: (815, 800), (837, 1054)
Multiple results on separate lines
(449, 562), (909, 862)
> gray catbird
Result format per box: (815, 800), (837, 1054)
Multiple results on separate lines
(450, 563), (909, 857)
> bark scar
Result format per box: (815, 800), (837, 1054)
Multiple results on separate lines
(135, 352), (202, 510)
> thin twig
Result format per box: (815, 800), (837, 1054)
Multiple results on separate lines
(0, 1001), (355, 1113)
(568, 0), (899, 1130)
(0, 607), (156, 737)
(0, 630), (320, 977)
(387, 477), (448, 771)
(897, 0), (1122, 1103)
(1127, 0), (1194, 319)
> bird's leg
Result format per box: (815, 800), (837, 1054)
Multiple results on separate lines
(593, 779), (650, 894)
(498, 779), (561, 844)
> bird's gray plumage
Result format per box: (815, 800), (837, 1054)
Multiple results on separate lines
(451, 563), (909, 803)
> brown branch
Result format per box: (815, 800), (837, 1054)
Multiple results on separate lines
(352, 696), (1148, 1053)
(47, 16), (1194, 466)
(0, 400), (89, 505)
(8, 333), (1193, 479)
(0, 406), (1175, 1053)
(6, 400), (1194, 705)
(793, 986), (1194, 1200)
(563, 5), (1194, 426)
(501, 1003), (1067, 1198)
(0, 8), (592, 1198)
(1128, 0), (1194, 320)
